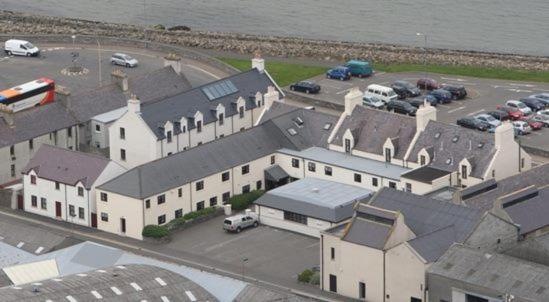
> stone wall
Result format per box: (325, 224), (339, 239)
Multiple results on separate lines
(1, 10), (549, 70)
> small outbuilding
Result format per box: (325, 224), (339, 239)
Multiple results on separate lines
(254, 177), (372, 237)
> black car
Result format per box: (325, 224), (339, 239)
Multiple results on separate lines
(406, 97), (437, 108)
(391, 80), (421, 99)
(486, 110), (510, 121)
(457, 117), (489, 131)
(519, 98), (544, 112)
(386, 100), (417, 116)
(441, 84), (467, 100)
(289, 81), (321, 94)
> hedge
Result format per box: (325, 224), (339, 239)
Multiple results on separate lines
(298, 269), (314, 283)
(142, 225), (169, 238)
(183, 207), (216, 220)
(229, 190), (265, 211)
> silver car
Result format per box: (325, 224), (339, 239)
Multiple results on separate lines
(475, 113), (502, 128)
(223, 213), (258, 233)
(110, 53), (139, 68)
(362, 95), (385, 109)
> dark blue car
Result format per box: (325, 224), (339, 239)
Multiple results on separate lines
(428, 89), (453, 104)
(326, 66), (351, 81)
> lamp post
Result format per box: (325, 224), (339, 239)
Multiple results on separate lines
(97, 38), (102, 87)
(416, 33), (428, 79)
(241, 257), (248, 280)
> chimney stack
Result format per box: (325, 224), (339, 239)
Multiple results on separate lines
(495, 121), (514, 150)
(263, 86), (280, 110)
(111, 69), (129, 92)
(55, 85), (71, 109)
(344, 87), (363, 115)
(164, 53), (182, 75)
(415, 100), (437, 132)
(252, 51), (265, 73)
(127, 94), (141, 114)
(0, 105), (15, 128)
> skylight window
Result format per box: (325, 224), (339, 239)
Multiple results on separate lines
(452, 136), (459, 143)
(294, 117), (304, 126)
(323, 123), (332, 130)
(202, 80), (238, 101)
(435, 132), (441, 139)
(445, 158), (452, 165)
(287, 128), (298, 136)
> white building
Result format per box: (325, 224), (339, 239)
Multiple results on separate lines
(22, 145), (126, 227)
(254, 177), (372, 237)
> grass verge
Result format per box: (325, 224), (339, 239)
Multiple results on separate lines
(218, 57), (549, 84)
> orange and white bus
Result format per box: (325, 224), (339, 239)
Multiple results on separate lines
(0, 78), (55, 112)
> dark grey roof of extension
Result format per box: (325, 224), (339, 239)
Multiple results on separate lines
(505, 232), (549, 267)
(462, 164), (549, 211)
(342, 216), (393, 249)
(22, 144), (111, 189)
(331, 106), (417, 160)
(98, 106), (335, 199)
(0, 102), (78, 149)
(428, 244), (549, 302)
(69, 66), (191, 122)
(500, 186), (549, 235)
(258, 101), (302, 123)
(0, 264), (217, 302)
(401, 166), (452, 184)
(139, 68), (280, 139)
(264, 164), (289, 182)
(255, 178), (372, 222)
(368, 188), (482, 261)
(408, 120), (496, 178)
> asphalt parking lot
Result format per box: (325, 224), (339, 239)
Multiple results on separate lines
(0, 43), (225, 93)
(289, 71), (549, 153)
(166, 214), (320, 285)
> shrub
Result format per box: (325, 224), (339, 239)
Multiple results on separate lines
(309, 272), (320, 285)
(229, 190), (265, 211)
(165, 217), (186, 231)
(183, 207), (216, 220)
(152, 24), (165, 30)
(142, 225), (169, 238)
(298, 269), (314, 283)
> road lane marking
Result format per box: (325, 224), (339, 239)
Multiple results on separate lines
(185, 64), (221, 79)
(336, 88), (353, 95)
(447, 106), (466, 113)
(467, 109), (485, 116)
(509, 83), (536, 87)
(204, 231), (254, 252)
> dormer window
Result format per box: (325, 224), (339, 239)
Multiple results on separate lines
(196, 120), (202, 133)
(345, 139), (351, 153)
(166, 131), (172, 143)
(239, 106), (244, 119)
(181, 125), (186, 133)
(461, 165), (468, 179)
(385, 148), (392, 163)
(219, 113), (224, 125)
(420, 155), (426, 166)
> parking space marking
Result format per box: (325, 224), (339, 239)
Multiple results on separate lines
(35, 246), (44, 254)
(0, 56), (10, 62)
(438, 105), (451, 109)
(467, 109), (485, 116)
(203, 231), (254, 252)
(185, 64), (221, 80)
(447, 106), (466, 114)
(336, 88), (353, 95)
(16, 242), (24, 248)
(509, 83), (536, 88)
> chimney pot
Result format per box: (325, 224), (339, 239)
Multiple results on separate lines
(111, 69), (129, 92)
(164, 53), (182, 75)
(344, 87), (363, 115)
(0, 105), (15, 128)
(127, 94), (141, 114)
(252, 51), (265, 73)
(55, 85), (71, 108)
(264, 86), (280, 110)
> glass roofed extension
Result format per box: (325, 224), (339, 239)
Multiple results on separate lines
(201, 80), (239, 101)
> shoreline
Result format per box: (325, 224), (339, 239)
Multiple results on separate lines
(1, 10), (549, 71)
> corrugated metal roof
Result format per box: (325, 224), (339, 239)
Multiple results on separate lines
(2, 259), (58, 285)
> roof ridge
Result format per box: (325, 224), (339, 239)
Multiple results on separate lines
(38, 144), (110, 162)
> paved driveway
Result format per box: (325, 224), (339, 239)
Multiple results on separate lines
(166, 215), (320, 284)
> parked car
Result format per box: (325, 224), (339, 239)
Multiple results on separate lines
(417, 78), (440, 90)
(289, 81), (321, 94)
(457, 117), (489, 131)
(441, 84), (467, 100)
(386, 100), (417, 116)
(406, 97), (437, 108)
(519, 97), (545, 112)
(496, 105), (524, 120)
(223, 213), (259, 233)
(362, 95), (385, 109)
(531, 114), (549, 127)
(110, 53), (139, 67)
(513, 121), (532, 135)
(345, 60), (373, 77)
(326, 66), (351, 80)
(538, 109), (549, 117)
(364, 84), (398, 103)
(486, 110), (510, 121)
(474, 114), (502, 128)
(4, 39), (40, 57)
(520, 116), (544, 130)
(505, 100), (532, 115)
(391, 80), (421, 99)
(428, 89), (453, 104)
(528, 93), (549, 107)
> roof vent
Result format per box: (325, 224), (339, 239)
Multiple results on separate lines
(287, 128), (298, 136)
(435, 132), (441, 139)
(294, 117), (304, 126)
(452, 136), (459, 143)
(323, 123), (332, 130)
(445, 158), (452, 165)
(478, 142), (484, 148)
(32, 287), (40, 293)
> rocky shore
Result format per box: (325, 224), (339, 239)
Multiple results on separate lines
(1, 10), (549, 71)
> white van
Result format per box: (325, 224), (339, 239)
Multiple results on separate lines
(4, 39), (40, 57)
(364, 84), (398, 103)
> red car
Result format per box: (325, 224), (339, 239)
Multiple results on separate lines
(496, 105), (524, 120)
(520, 116), (544, 130)
(417, 78), (440, 90)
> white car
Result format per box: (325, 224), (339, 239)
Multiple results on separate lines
(4, 39), (40, 57)
(362, 95), (385, 109)
(537, 109), (549, 117)
(532, 114), (549, 127)
(513, 121), (532, 135)
(506, 100), (532, 115)
(110, 53), (139, 68)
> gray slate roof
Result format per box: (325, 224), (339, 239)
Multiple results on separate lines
(462, 163), (549, 210)
(407, 120), (496, 178)
(0, 102), (78, 149)
(139, 68), (280, 139)
(255, 177), (372, 222)
(22, 145), (111, 189)
(69, 66), (191, 122)
(0, 264), (217, 302)
(505, 232), (549, 267)
(428, 244), (549, 302)
(342, 216), (393, 249)
(98, 106), (336, 199)
(363, 188), (483, 261)
(401, 166), (452, 184)
(331, 106), (417, 160)
(500, 186), (549, 235)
